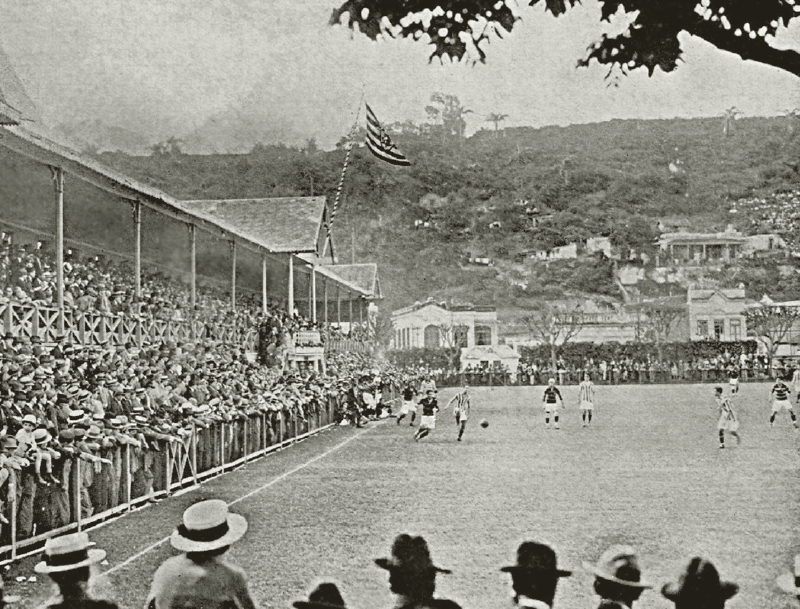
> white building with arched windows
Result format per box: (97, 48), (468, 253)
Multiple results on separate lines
(391, 299), (519, 371)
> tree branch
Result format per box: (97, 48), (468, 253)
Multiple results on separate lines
(687, 19), (800, 79)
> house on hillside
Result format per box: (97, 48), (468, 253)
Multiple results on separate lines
(658, 228), (788, 266)
(586, 236), (613, 258)
(532, 243), (578, 261)
(686, 287), (747, 342)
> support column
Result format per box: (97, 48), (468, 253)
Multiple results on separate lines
(52, 167), (65, 333)
(348, 293), (353, 327)
(230, 241), (237, 311)
(311, 266), (317, 323)
(336, 286), (341, 326)
(189, 225), (196, 313)
(288, 256), (294, 316)
(133, 201), (142, 305)
(262, 256), (268, 314)
(324, 280), (329, 325)
(359, 298), (363, 325)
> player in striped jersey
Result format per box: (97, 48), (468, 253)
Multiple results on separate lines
(770, 377), (799, 429)
(542, 378), (563, 429)
(715, 386), (741, 449)
(445, 384), (470, 442)
(578, 372), (595, 427)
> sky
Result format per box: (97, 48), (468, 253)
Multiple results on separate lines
(2, 0), (800, 151)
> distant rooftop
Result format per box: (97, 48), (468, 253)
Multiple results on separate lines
(393, 298), (496, 316)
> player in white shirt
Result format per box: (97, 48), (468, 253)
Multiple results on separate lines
(792, 366), (800, 403)
(578, 373), (595, 427)
(445, 384), (470, 442)
(714, 386), (741, 449)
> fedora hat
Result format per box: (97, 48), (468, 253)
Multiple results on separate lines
(776, 555), (800, 596)
(21, 414), (37, 426)
(375, 534), (451, 574)
(293, 583), (346, 609)
(33, 429), (51, 446)
(170, 500), (247, 552)
(662, 557), (738, 604)
(583, 545), (652, 588)
(501, 542), (571, 577)
(34, 532), (106, 573)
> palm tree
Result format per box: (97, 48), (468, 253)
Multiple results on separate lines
(485, 113), (508, 137)
(721, 107), (742, 137)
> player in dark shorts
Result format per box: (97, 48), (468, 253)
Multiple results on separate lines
(414, 390), (439, 441)
(542, 378), (563, 429)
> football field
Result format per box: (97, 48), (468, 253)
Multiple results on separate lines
(8, 383), (800, 609)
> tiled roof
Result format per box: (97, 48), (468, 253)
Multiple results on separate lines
(325, 263), (381, 298)
(393, 299), (496, 316)
(181, 197), (326, 253)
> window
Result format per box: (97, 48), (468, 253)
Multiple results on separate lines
(454, 325), (469, 348)
(714, 319), (724, 340)
(424, 325), (440, 349)
(475, 325), (492, 346)
(697, 320), (709, 337)
(730, 319), (741, 341)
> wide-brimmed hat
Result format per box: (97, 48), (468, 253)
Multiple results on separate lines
(67, 409), (85, 425)
(34, 532), (106, 573)
(21, 414), (36, 425)
(776, 555), (800, 596)
(33, 429), (51, 446)
(170, 499), (248, 552)
(85, 425), (103, 441)
(293, 583), (347, 609)
(375, 534), (451, 574)
(501, 542), (571, 577)
(662, 557), (738, 604)
(583, 545), (652, 588)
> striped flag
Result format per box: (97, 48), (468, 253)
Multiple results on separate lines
(365, 103), (411, 166)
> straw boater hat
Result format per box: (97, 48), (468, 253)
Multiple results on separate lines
(776, 555), (800, 596)
(170, 499), (248, 552)
(67, 410), (85, 426)
(34, 532), (106, 573)
(662, 557), (738, 604)
(375, 534), (451, 574)
(33, 429), (52, 446)
(583, 545), (652, 588)
(293, 583), (347, 609)
(501, 541), (572, 577)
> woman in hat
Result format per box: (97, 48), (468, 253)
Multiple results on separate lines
(583, 545), (652, 609)
(661, 557), (738, 609)
(501, 541), (571, 609)
(293, 582), (347, 609)
(145, 499), (256, 609)
(34, 532), (117, 609)
(375, 533), (461, 609)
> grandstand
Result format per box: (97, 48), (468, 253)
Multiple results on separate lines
(0, 119), (396, 561)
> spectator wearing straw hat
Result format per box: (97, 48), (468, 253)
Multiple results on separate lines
(777, 555), (800, 601)
(145, 499), (256, 609)
(661, 557), (738, 609)
(501, 541), (571, 609)
(375, 533), (461, 609)
(34, 531), (117, 609)
(293, 583), (347, 609)
(583, 545), (652, 609)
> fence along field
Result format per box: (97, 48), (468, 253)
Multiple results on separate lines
(4, 383), (797, 609)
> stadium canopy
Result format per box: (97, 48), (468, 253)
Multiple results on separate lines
(323, 263), (382, 300)
(0, 123), (373, 327)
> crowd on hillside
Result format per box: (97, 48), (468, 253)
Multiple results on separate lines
(732, 189), (800, 253)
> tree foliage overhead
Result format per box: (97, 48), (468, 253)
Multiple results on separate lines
(330, 0), (800, 78)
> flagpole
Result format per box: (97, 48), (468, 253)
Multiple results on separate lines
(323, 94), (364, 259)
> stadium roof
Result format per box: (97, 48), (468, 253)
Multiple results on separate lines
(324, 263), (382, 299)
(181, 197), (329, 255)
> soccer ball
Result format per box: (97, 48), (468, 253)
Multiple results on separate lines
(480, 419), (489, 428)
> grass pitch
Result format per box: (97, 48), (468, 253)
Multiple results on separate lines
(8, 383), (799, 609)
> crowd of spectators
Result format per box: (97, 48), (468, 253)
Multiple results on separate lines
(517, 351), (788, 386)
(0, 328), (412, 544)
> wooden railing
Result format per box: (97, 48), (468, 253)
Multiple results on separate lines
(0, 301), (257, 351)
